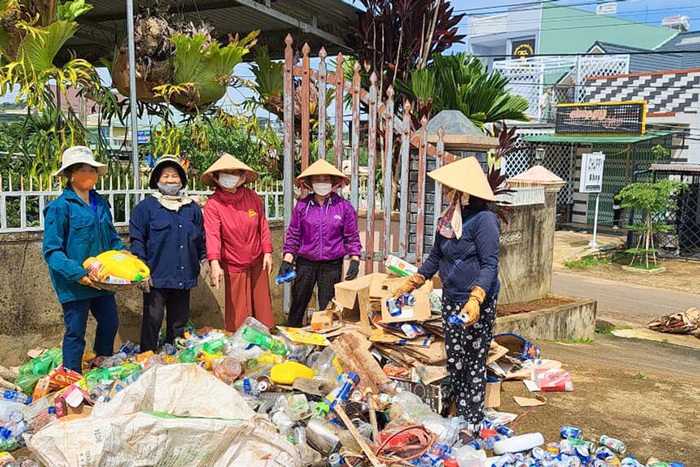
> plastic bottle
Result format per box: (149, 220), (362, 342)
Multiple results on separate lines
(310, 346), (341, 384)
(83, 250), (150, 283)
(246, 353), (286, 369)
(454, 446), (487, 467)
(275, 270), (297, 285)
(0, 392), (30, 405)
(0, 439), (16, 454)
(213, 357), (242, 385)
(0, 402), (25, 423)
(241, 327), (288, 356)
(493, 433), (545, 454)
(316, 371), (360, 416)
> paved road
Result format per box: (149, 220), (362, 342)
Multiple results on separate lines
(552, 271), (700, 325)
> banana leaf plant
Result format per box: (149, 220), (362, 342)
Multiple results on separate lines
(397, 53), (530, 128)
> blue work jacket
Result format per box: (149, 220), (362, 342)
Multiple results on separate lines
(129, 197), (206, 289)
(42, 188), (125, 304)
(418, 208), (501, 302)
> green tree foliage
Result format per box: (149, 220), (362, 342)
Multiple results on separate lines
(142, 111), (282, 185)
(616, 180), (688, 268)
(398, 53), (530, 127)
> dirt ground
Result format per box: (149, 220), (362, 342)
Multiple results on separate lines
(497, 296), (575, 316)
(553, 231), (700, 296)
(500, 334), (700, 465)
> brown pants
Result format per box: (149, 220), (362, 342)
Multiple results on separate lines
(224, 260), (274, 331)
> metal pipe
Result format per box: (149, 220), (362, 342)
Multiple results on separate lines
(126, 0), (140, 189)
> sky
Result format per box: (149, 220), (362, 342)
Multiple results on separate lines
(450, 0), (700, 32)
(3, 0), (699, 112)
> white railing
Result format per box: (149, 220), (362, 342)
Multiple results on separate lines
(493, 54), (630, 121)
(0, 176), (284, 234)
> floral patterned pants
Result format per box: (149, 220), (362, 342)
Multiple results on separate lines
(442, 295), (498, 425)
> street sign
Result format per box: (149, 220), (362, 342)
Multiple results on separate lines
(580, 152), (605, 193)
(136, 129), (151, 145)
(596, 2), (617, 15)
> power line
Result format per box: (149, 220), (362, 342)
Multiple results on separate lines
(454, 0), (638, 15)
(459, 4), (700, 27)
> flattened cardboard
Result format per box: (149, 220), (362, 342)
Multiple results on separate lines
(485, 381), (501, 408)
(514, 394), (547, 407)
(379, 280), (434, 324)
(311, 310), (334, 331)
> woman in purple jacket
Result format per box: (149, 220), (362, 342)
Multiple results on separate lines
(280, 159), (362, 327)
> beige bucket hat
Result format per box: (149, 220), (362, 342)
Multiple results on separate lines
(427, 156), (496, 202)
(53, 146), (107, 177)
(200, 153), (259, 187)
(296, 159), (350, 186)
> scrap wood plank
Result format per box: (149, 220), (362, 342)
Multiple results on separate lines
(334, 404), (385, 467)
(332, 333), (393, 394)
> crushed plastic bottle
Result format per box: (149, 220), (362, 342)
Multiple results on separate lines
(213, 357), (242, 385)
(0, 393), (29, 406)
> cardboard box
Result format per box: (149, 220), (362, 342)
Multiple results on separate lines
(485, 380), (501, 408)
(334, 273), (385, 329)
(310, 310), (334, 331)
(379, 280), (434, 324)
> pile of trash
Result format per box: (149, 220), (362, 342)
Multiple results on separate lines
(0, 255), (685, 466)
(648, 307), (700, 337)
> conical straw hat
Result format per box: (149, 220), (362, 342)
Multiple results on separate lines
(296, 159), (350, 186)
(200, 153), (259, 187)
(427, 156), (496, 202)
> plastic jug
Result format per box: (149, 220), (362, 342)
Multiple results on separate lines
(270, 361), (315, 385)
(83, 250), (150, 283)
(454, 446), (487, 467)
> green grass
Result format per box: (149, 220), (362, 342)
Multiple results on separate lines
(660, 338), (670, 345)
(564, 256), (610, 270)
(635, 372), (649, 380)
(596, 324), (633, 335)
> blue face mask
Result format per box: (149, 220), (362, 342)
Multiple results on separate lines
(158, 183), (182, 196)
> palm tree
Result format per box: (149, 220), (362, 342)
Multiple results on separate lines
(398, 53), (530, 127)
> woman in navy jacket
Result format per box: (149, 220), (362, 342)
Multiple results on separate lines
(395, 157), (500, 431)
(129, 156), (206, 352)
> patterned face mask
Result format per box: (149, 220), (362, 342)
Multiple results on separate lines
(436, 190), (470, 239)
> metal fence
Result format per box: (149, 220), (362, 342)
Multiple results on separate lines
(0, 172), (284, 234)
(640, 168), (700, 259)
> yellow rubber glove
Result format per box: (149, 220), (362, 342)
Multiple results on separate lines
(461, 286), (486, 327)
(393, 273), (426, 298)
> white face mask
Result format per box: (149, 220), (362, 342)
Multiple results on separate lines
(218, 173), (240, 189)
(312, 182), (332, 197)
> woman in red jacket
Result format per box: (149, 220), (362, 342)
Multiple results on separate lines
(201, 153), (274, 331)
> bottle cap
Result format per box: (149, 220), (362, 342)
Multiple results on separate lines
(346, 372), (360, 385)
(48, 406), (56, 415)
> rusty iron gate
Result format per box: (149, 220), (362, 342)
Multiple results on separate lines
(282, 35), (454, 288)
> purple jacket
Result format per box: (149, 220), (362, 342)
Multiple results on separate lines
(283, 193), (362, 261)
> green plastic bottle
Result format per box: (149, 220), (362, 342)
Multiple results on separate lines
(241, 327), (288, 356)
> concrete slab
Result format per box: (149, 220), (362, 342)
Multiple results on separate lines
(612, 328), (700, 350)
(494, 298), (597, 341)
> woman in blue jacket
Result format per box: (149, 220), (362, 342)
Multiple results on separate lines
(43, 146), (125, 373)
(395, 156), (500, 431)
(129, 156), (206, 352)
